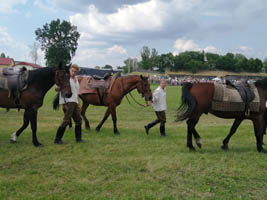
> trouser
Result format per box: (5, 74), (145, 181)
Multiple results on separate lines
(55, 102), (82, 143)
(145, 111), (166, 136)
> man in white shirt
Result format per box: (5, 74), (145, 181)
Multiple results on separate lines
(54, 64), (83, 144)
(145, 79), (167, 136)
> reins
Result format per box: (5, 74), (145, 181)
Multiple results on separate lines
(125, 92), (147, 107)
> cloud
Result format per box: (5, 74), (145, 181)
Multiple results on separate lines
(107, 45), (127, 55)
(0, 26), (32, 62)
(0, 0), (27, 13)
(72, 45), (128, 68)
(173, 38), (218, 55)
(70, 1), (166, 36)
(50, 0), (150, 13)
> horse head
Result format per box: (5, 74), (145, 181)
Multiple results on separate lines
(54, 63), (72, 98)
(136, 75), (153, 102)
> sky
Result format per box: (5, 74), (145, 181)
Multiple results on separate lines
(1, 0), (267, 68)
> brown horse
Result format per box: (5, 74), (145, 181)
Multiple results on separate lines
(60, 75), (152, 134)
(6, 64), (72, 146)
(176, 80), (267, 153)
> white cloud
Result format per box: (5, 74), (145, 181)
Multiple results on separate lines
(33, 0), (57, 12)
(0, 0), (27, 13)
(72, 45), (128, 68)
(173, 38), (219, 55)
(107, 45), (127, 55)
(70, 1), (166, 35)
(0, 26), (33, 62)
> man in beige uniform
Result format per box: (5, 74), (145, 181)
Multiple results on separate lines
(54, 64), (83, 144)
(145, 79), (167, 136)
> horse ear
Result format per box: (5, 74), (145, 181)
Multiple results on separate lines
(140, 75), (143, 80)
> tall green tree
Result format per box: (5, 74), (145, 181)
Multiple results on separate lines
(0, 53), (6, 58)
(140, 46), (151, 70)
(35, 19), (80, 67)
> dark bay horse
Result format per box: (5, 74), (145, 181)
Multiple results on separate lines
(176, 79), (267, 153)
(5, 65), (72, 146)
(54, 75), (152, 134)
(221, 110), (267, 150)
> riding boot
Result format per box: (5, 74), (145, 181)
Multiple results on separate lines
(75, 124), (84, 143)
(144, 120), (159, 134)
(54, 126), (66, 144)
(160, 124), (167, 136)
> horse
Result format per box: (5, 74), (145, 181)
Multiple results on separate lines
(54, 75), (152, 134)
(176, 79), (267, 153)
(221, 110), (267, 150)
(5, 64), (72, 146)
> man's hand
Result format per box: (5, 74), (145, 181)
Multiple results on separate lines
(55, 87), (60, 92)
(146, 101), (152, 107)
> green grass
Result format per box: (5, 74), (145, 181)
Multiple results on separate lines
(0, 85), (267, 200)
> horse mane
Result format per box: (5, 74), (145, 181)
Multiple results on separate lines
(27, 67), (54, 84)
(254, 78), (267, 89)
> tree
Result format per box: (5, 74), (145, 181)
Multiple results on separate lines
(103, 65), (113, 69)
(29, 42), (39, 64)
(0, 53), (6, 58)
(35, 19), (80, 67)
(140, 46), (151, 70)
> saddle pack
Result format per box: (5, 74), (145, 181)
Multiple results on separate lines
(212, 81), (260, 115)
(225, 80), (255, 115)
(79, 74), (117, 105)
(0, 67), (29, 106)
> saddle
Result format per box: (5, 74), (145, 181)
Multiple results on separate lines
(79, 75), (117, 105)
(0, 67), (28, 106)
(92, 73), (111, 81)
(225, 80), (255, 115)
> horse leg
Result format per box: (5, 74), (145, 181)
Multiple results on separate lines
(29, 109), (42, 147)
(110, 106), (119, 134)
(192, 129), (202, 149)
(95, 107), (110, 132)
(10, 110), (30, 143)
(252, 118), (266, 153)
(186, 118), (198, 151)
(221, 118), (243, 151)
(81, 102), (90, 130)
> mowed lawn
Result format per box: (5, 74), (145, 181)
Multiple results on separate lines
(0, 84), (267, 200)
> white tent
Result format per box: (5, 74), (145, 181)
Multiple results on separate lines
(212, 77), (221, 81)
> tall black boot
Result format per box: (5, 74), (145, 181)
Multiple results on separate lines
(54, 126), (66, 144)
(160, 124), (167, 136)
(75, 124), (84, 143)
(144, 120), (159, 134)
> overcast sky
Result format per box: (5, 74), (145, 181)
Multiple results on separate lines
(1, 0), (267, 68)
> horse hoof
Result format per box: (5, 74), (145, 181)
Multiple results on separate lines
(221, 145), (229, 151)
(189, 147), (196, 152)
(10, 139), (16, 144)
(260, 149), (267, 154)
(34, 143), (43, 147)
(85, 127), (91, 131)
(196, 143), (202, 149)
(95, 128), (100, 132)
(114, 131), (120, 135)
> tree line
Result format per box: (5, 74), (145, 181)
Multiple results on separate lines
(123, 46), (267, 74)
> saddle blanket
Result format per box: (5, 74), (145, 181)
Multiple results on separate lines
(212, 82), (260, 112)
(78, 75), (116, 94)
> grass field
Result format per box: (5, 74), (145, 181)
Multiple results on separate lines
(0, 85), (267, 200)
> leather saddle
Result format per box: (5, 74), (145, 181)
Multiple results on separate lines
(89, 73), (111, 89)
(0, 67), (29, 106)
(92, 73), (111, 81)
(226, 80), (255, 116)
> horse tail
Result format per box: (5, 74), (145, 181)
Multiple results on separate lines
(53, 93), (60, 110)
(176, 82), (196, 121)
